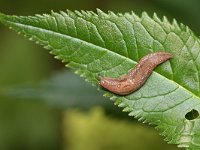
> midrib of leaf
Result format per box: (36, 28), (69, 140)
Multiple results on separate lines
(1, 10), (200, 149)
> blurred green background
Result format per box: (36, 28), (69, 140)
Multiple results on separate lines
(0, 0), (199, 150)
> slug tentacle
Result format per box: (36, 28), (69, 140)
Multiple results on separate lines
(100, 52), (173, 95)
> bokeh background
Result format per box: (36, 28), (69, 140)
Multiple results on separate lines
(0, 0), (199, 150)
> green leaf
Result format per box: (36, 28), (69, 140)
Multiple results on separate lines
(2, 70), (115, 111)
(1, 10), (200, 149)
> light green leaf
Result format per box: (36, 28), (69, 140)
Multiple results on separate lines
(0, 10), (200, 149)
(2, 70), (115, 111)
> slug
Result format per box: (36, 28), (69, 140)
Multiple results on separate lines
(100, 52), (173, 95)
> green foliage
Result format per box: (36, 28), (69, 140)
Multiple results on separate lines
(0, 10), (200, 149)
(65, 107), (177, 150)
(3, 70), (113, 111)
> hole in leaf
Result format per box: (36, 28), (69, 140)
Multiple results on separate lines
(185, 109), (199, 120)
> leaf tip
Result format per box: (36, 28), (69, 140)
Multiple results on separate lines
(162, 16), (170, 24)
(172, 18), (181, 30)
(75, 10), (83, 17)
(141, 11), (148, 17)
(108, 10), (115, 16)
(96, 8), (108, 18)
(153, 12), (161, 23)
(50, 10), (55, 14)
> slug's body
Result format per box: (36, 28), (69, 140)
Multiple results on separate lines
(100, 52), (173, 95)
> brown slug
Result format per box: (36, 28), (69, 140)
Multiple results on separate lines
(99, 52), (173, 95)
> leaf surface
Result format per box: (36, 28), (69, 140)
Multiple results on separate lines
(1, 10), (200, 149)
